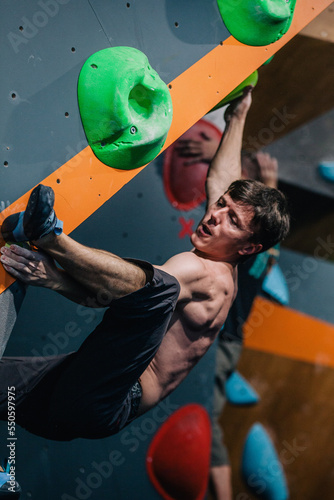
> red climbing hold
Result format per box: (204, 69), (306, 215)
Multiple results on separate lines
(146, 404), (211, 500)
(163, 119), (223, 211)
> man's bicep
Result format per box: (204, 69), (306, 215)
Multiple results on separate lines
(205, 177), (230, 208)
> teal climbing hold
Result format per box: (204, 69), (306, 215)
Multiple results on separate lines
(78, 47), (173, 170)
(318, 161), (334, 183)
(262, 263), (289, 305)
(217, 0), (297, 47)
(226, 371), (260, 405)
(242, 423), (289, 500)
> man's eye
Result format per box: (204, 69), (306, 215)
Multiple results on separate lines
(217, 199), (225, 208)
(229, 214), (237, 226)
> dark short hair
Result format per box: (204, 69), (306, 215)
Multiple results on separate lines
(227, 179), (290, 252)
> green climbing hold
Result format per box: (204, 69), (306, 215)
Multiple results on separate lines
(263, 55), (275, 66)
(78, 47), (173, 170)
(5, 241), (30, 250)
(217, 0), (297, 46)
(210, 70), (258, 113)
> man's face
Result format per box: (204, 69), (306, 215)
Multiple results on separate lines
(191, 193), (256, 260)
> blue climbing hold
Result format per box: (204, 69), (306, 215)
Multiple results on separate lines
(225, 371), (260, 405)
(318, 162), (334, 183)
(242, 423), (289, 500)
(262, 263), (289, 305)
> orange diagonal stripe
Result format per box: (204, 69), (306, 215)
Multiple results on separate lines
(244, 297), (334, 367)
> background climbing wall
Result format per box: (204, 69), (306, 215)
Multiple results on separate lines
(215, 10), (334, 496)
(227, 59), (334, 500)
(1, 1), (334, 499)
(219, 248), (334, 499)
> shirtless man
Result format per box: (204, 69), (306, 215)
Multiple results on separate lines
(0, 89), (289, 440)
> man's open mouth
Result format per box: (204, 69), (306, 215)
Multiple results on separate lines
(201, 223), (211, 235)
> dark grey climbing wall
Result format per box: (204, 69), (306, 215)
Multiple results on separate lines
(278, 248), (334, 325)
(267, 108), (334, 199)
(0, 0), (230, 206)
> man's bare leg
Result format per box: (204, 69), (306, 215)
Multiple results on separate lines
(33, 232), (148, 302)
(1, 184), (149, 302)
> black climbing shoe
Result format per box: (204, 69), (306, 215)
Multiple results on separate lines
(1, 184), (63, 243)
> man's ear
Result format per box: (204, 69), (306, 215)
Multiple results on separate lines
(238, 243), (263, 256)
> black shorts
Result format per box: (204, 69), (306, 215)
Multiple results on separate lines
(0, 261), (180, 441)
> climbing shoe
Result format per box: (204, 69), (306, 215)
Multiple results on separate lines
(1, 185), (63, 243)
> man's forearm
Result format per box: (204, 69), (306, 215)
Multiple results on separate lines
(205, 116), (246, 206)
(205, 88), (252, 207)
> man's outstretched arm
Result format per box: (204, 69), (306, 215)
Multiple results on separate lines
(205, 87), (252, 208)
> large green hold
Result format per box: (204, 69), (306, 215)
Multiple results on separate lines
(217, 0), (297, 46)
(78, 47), (173, 170)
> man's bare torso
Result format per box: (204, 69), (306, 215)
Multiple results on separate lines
(138, 250), (238, 414)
